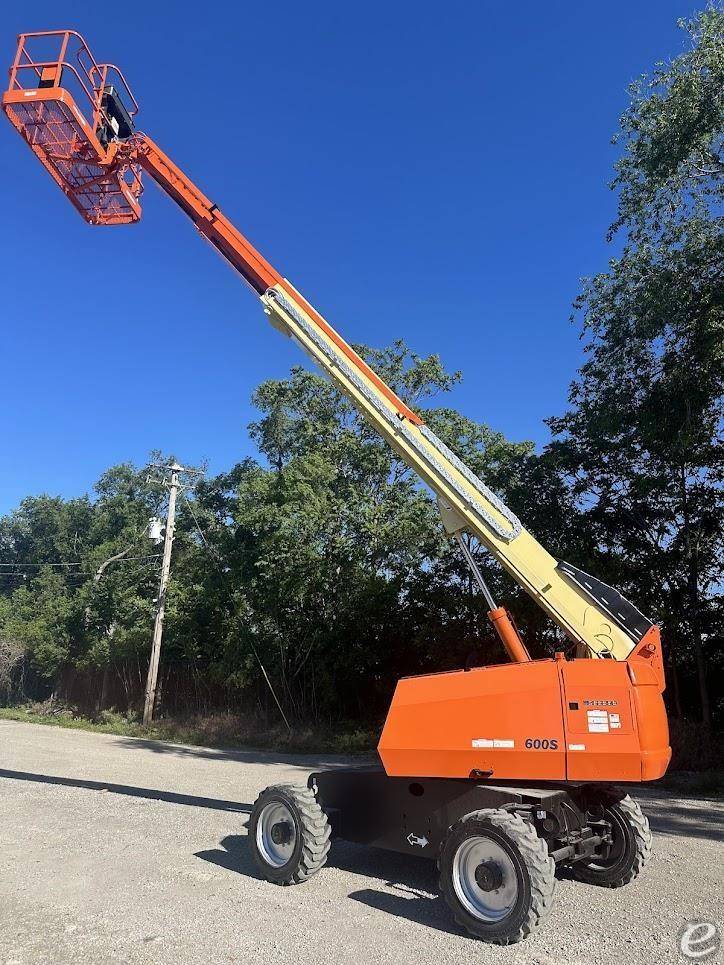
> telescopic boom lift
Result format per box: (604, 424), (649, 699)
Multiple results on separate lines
(4, 31), (671, 945)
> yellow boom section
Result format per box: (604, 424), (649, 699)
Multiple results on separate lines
(262, 283), (636, 661)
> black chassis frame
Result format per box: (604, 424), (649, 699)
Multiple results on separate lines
(310, 765), (622, 865)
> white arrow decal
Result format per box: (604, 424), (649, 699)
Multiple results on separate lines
(406, 833), (429, 848)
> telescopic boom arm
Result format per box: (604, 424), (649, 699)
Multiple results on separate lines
(2, 30), (657, 664)
(134, 135), (650, 662)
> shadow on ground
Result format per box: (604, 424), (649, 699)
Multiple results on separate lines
(331, 841), (461, 936)
(194, 834), (462, 937)
(195, 834), (258, 876)
(639, 796), (724, 843)
(0, 768), (251, 813)
(111, 736), (363, 771)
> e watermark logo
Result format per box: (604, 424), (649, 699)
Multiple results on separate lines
(679, 921), (721, 961)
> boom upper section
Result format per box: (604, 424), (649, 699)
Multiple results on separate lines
(3, 30), (658, 662)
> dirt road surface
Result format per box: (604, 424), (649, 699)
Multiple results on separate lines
(0, 720), (721, 965)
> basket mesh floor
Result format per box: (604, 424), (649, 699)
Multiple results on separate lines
(5, 97), (141, 225)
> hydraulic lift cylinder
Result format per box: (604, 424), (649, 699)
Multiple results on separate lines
(488, 607), (531, 663)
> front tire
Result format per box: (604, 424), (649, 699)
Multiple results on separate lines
(249, 784), (331, 885)
(572, 795), (651, 888)
(438, 808), (556, 944)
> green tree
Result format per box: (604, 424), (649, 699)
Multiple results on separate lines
(549, 6), (724, 726)
(0, 462), (169, 706)
(170, 343), (539, 724)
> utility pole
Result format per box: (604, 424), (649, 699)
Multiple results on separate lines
(143, 462), (202, 725)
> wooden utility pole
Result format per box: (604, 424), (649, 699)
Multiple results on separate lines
(143, 462), (201, 725)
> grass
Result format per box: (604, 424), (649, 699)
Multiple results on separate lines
(0, 703), (377, 756)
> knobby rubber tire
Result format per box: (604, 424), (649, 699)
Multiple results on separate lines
(572, 794), (652, 888)
(438, 808), (556, 945)
(249, 783), (331, 885)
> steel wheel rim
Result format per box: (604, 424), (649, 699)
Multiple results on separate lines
(256, 801), (297, 868)
(452, 835), (519, 922)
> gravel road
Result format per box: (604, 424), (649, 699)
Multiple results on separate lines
(0, 719), (721, 965)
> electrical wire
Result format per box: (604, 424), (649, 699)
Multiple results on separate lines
(0, 573), (92, 582)
(0, 561), (84, 568)
(0, 557), (162, 583)
(0, 554), (161, 568)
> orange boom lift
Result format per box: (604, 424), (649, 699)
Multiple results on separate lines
(4, 31), (671, 945)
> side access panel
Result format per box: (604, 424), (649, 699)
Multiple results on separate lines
(378, 659), (566, 781)
(561, 660), (646, 781)
(560, 641), (671, 782)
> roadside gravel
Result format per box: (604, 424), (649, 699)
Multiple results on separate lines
(0, 720), (721, 965)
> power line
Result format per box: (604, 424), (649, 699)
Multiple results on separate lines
(0, 570), (90, 577)
(0, 555), (161, 569)
(0, 573), (92, 582)
(0, 558), (162, 582)
(0, 561), (84, 568)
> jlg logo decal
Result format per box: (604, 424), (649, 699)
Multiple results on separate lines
(525, 738), (559, 750)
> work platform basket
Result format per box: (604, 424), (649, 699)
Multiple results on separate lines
(3, 30), (142, 224)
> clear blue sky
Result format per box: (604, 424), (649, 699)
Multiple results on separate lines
(0, 0), (700, 515)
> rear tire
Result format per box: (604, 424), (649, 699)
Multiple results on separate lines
(572, 795), (651, 888)
(438, 808), (556, 944)
(249, 784), (331, 885)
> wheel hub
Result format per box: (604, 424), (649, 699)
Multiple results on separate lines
(271, 821), (293, 846)
(474, 861), (504, 892)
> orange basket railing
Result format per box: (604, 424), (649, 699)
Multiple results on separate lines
(7, 30), (138, 137)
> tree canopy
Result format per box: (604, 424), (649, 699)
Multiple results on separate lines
(549, 6), (723, 725)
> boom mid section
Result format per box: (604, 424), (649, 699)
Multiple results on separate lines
(5, 31), (671, 944)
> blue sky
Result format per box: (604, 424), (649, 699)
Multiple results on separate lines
(0, 0), (700, 515)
